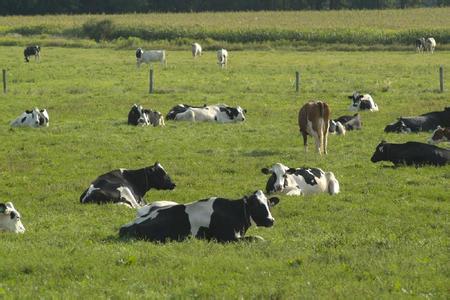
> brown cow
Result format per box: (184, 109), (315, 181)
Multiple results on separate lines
(298, 101), (330, 155)
(428, 126), (449, 144)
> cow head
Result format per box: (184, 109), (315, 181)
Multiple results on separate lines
(428, 126), (449, 144)
(146, 162), (176, 190)
(135, 48), (143, 59)
(128, 104), (149, 126)
(261, 163), (290, 193)
(384, 118), (411, 133)
(245, 190), (279, 228)
(38, 109), (49, 126)
(371, 141), (388, 163)
(0, 202), (25, 233)
(348, 92), (364, 108)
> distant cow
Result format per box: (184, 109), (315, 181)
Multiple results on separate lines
(10, 108), (49, 128)
(0, 202), (25, 233)
(329, 113), (362, 135)
(166, 103), (246, 123)
(136, 48), (166, 67)
(80, 162), (176, 208)
(217, 49), (228, 68)
(192, 43), (202, 57)
(415, 38), (426, 52)
(428, 126), (450, 145)
(24, 45), (40, 62)
(261, 163), (340, 196)
(371, 141), (449, 166)
(348, 92), (378, 112)
(119, 190), (279, 242)
(298, 101), (330, 155)
(425, 37), (436, 53)
(128, 104), (165, 127)
(384, 107), (450, 133)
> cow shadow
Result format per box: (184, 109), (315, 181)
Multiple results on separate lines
(242, 150), (281, 157)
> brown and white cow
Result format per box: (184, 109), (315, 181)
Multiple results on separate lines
(428, 126), (450, 145)
(298, 101), (330, 155)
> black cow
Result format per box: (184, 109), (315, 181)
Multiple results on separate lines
(119, 190), (280, 242)
(80, 162), (176, 208)
(384, 107), (450, 133)
(371, 141), (450, 166)
(24, 46), (40, 62)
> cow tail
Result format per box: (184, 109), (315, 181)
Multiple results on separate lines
(325, 172), (340, 195)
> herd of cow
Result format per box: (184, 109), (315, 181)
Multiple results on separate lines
(1, 42), (449, 243)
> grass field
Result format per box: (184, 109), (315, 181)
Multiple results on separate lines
(0, 46), (449, 298)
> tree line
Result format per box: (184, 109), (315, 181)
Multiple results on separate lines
(0, 0), (449, 15)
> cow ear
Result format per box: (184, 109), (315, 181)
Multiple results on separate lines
(348, 95), (353, 99)
(268, 197), (280, 207)
(243, 109), (247, 113)
(380, 140), (387, 144)
(153, 162), (160, 168)
(0, 203), (6, 213)
(286, 168), (297, 174)
(261, 168), (271, 174)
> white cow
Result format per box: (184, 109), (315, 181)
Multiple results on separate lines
(166, 104), (246, 123)
(192, 43), (202, 57)
(425, 37), (436, 53)
(217, 49), (228, 68)
(136, 48), (166, 67)
(10, 108), (49, 128)
(0, 202), (25, 233)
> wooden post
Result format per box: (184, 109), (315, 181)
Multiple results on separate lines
(2, 69), (6, 94)
(439, 65), (444, 93)
(149, 68), (154, 94)
(295, 71), (300, 93)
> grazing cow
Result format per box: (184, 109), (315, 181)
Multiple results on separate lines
(128, 104), (165, 127)
(119, 190), (279, 242)
(298, 101), (330, 155)
(415, 38), (426, 52)
(80, 162), (176, 208)
(192, 43), (202, 57)
(428, 126), (450, 145)
(10, 108), (49, 128)
(136, 48), (166, 67)
(166, 103), (246, 123)
(261, 163), (340, 196)
(24, 45), (40, 62)
(217, 49), (228, 68)
(425, 37), (436, 53)
(384, 107), (450, 133)
(0, 202), (25, 233)
(348, 92), (379, 112)
(371, 141), (449, 166)
(329, 113), (362, 135)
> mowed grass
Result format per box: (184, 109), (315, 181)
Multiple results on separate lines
(0, 47), (449, 298)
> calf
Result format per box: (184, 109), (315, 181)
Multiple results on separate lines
(128, 104), (165, 127)
(329, 113), (362, 135)
(428, 126), (450, 145)
(192, 43), (202, 57)
(24, 45), (40, 62)
(119, 190), (279, 242)
(80, 162), (176, 208)
(371, 141), (449, 166)
(10, 108), (49, 128)
(166, 103), (246, 123)
(0, 202), (25, 233)
(384, 107), (450, 133)
(425, 37), (436, 53)
(298, 101), (330, 155)
(415, 37), (426, 52)
(217, 49), (228, 68)
(348, 92), (378, 112)
(136, 48), (166, 67)
(261, 163), (339, 196)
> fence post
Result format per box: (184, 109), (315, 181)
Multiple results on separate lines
(295, 71), (300, 93)
(2, 69), (6, 94)
(149, 68), (154, 94)
(439, 65), (444, 93)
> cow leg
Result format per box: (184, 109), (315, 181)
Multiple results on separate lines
(116, 186), (141, 208)
(323, 125), (329, 155)
(315, 132), (322, 155)
(239, 235), (265, 242)
(301, 131), (308, 153)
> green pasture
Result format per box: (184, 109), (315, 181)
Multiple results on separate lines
(0, 46), (448, 298)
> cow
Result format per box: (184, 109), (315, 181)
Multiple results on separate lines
(428, 126), (450, 145)
(261, 163), (340, 196)
(425, 37), (436, 53)
(80, 162), (176, 208)
(119, 190), (280, 243)
(370, 141), (449, 166)
(10, 108), (49, 128)
(192, 43), (202, 57)
(24, 45), (40, 62)
(0, 202), (25, 233)
(348, 92), (379, 112)
(217, 49), (228, 68)
(329, 113), (362, 135)
(384, 107), (450, 133)
(415, 38), (426, 52)
(128, 104), (165, 127)
(298, 101), (330, 155)
(166, 103), (246, 123)
(136, 48), (166, 68)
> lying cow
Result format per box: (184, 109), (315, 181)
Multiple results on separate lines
(348, 92), (378, 112)
(298, 101), (330, 155)
(24, 45), (40, 62)
(136, 48), (166, 67)
(119, 190), (279, 242)
(428, 126), (450, 145)
(384, 107), (450, 133)
(166, 103), (246, 123)
(10, 108), (49, 128)
(329, 113), (362, 135)
(128, 104), (165, 127)
(425, 37), (436, 53)
(0, 202), (25, 233)
(192, 43), (202, 57)
(261, 163), (340, 196)
(415, 37), (426, 52)
(217, 49), (228, 68)
(80, 162), (176, 208)
(371, 141), (449, 166)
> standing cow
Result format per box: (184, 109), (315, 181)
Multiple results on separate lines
(415, 38), (426, 52)
(217, 49), (228, 68)
(298, 101), (330, 155)
(136, 48), (166, 68)
(425, 37), (436, 53)
(192, 43), (202, 57)
(24, 45), (40, 62)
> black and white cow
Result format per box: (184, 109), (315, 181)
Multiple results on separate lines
(119, 190), (279, 242)
(0, 202), (25, 233)
(136, 48), (166, 67)
(329, 113), (362, 135)
(166, 103), (246, 123)
(261, 163), (340, 196)
(384, 107), (450, 133)
(371, 141), (449, 166)
(80, 162), (176, 208)
(348, 92), (378, 112)
(10, 108), (49, 128)
(415, 37), (426, 52)
(24, 45), (40, 62)
(128, 104), (165, 127)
